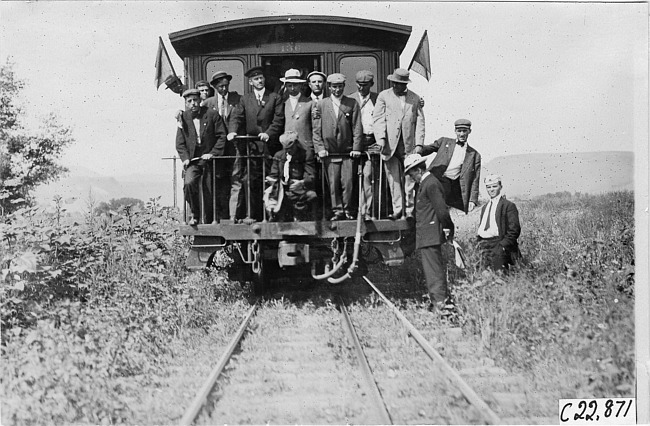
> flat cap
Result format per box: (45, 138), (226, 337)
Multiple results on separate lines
(355, 70), (374, 83)
(210, 71), (232, 84)
(484, 174), (501, 185)
(244, 66), (264, 78)
(182, 88), (201, 98)
(327, 73), (346, 84)
(307, 70), (326, 81)
(454, 119), (472, 129)
(195, 80), (210, 88)
(279, 131), (299, 146)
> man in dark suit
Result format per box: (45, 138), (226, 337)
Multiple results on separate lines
(227, 66), (285, 222)
(312, 73), (363, 221)
(281, 69), (314, 161)
(404, 154), (455, 314)
(350, 70), (380, 221)
(175, 89), (228, 226)
(477, 174), (521, 272)
(421, 119), (481, 214)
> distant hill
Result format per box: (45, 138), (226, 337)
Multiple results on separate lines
(483, 151), (634, 199)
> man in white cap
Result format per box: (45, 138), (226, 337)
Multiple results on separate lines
(422, 118), (481, 214)
(477, 174), (521, 272)
(307, 71), (326, 102)
(404, 153), (455, 315)
(281, 69), (314, 161)
(373, 68), (425, 220)
(312, 73), (362, 220)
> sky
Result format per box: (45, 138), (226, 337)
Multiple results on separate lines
(1, 1), (647, 180)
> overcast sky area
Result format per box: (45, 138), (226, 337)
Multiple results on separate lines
(1, 1), (647, 179)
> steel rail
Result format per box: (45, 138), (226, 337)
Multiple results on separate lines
(338, 298), (393, 424)
(361, 276), (502, 425)
(179, 302), (258, 426)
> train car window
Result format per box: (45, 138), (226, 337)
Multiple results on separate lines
(205, 59), (245, 95)
(340, 56), (378, 96)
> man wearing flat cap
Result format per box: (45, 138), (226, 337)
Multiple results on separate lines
(404, 154), (455, 315)
(175, 89), (228, 226)
(227, 66), (285, 222)
(477, 174), (521, 273)
(373, 68), (425, 220)
(282, 69), (315, 162)
(422, 119), (482, 214)
(265, 131), (317, 222)
(307, 71), (327, 102)
(349, 70), (379, 220)
(312, 73), (363, 221)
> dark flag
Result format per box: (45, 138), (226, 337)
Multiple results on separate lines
(155, 36), (183, 94)
(408, 31), (431, 81)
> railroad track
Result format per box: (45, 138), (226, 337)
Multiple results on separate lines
(179, 276), (534, 424)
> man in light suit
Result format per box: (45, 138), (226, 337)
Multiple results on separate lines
(350, 70), (379, 221)
(175, 89), (228, 226)
(227, 66), (285, 222)
(281, 69), (314, 161)
(404, 154), (455, 314)
(477, 174), (521, 273)
(312, 73), (363, 221)
(373, 68), (425, 220)
(421, 119), (481, 213)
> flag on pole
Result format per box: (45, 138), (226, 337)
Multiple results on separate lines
(155, 36), (183, 94)
(408, 31), (431, 81)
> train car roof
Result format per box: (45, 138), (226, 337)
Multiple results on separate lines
(169, 15), (412, 58)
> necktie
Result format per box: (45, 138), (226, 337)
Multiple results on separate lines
(257, 93), (262, 106)
(220, 96), (227, 117)
(484, 201), (492, 231)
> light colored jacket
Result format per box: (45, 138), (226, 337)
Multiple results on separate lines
(372, 88), (425, 160)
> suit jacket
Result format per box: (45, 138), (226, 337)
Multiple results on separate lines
(349, 91), (378, 111)
(422, 137), (482, 211)
(312, 95), (362, 155)
(373, 88), (425, 160)
(229, 89), (285, 145)
(415, 173), (454, 249)
(175, 107), (227, 162)
(268, 144), (315, 189)
(284, 95), (314, 157)
(203, 91), (242, 125)
(479, 196), (521, 252)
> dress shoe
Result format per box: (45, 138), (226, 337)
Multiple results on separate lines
(387, 213), (402, 221)
(363, 214), (372, 222)
(188, 218), (198, 226)
(344, 212), (356, 220)
(330, 212), (345, 221)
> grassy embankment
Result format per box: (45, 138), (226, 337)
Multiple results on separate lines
(1, 191), (635, 423)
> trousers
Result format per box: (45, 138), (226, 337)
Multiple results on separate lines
(420, 245), (448, 303)
(323, 156), (354, 215)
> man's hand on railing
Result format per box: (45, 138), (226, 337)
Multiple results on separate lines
(258, 132), (270, 142)
(227, 132), (237, 141)
(183, 159), (190, 168)
(350, 150), (361, 158)
(318, 150), (329, 158)
(200, 154), (213, 160)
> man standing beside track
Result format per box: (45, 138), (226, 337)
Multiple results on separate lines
(176, 89), (228, 226)
(404, 153), (455, 315)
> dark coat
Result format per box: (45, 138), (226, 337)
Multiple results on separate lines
(422, 137), (481, 211)
(268, 144), (315, 189)
(479, 196), (521, 253)
(312, 95), (362, 155)
(203, 91), (242, 124)
(175, 107), (227, 162)
(284, 95), (314, 158)
(229, 89), (284, 141)
(415, 173), (454, 249)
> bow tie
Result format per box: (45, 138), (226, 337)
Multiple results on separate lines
(456, 141), (465, 147)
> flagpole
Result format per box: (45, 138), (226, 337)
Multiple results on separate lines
(408, 30), (429, 70)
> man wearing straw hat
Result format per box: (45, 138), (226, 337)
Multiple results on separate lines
(281, 69), (315, 161)
(404, 153), (455, 314)
(477, 174), (521, 272)
(373, 68), (425, 220)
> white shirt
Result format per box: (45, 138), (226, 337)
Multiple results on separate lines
(331, 95), (342, 117)
(311, 93), (323, 102)
(217, 94), (228, 116)
(443, 141), (467, 180)
(477, 193), (503, 238)
(398, 89), (408, 109)
(288, 94), (300, 112)
(192, 117), (201, 145)
(253, 88), (265, 103)
(359, 94), (374, 134)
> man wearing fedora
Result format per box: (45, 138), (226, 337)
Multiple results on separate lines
(204, 71), (242, 123)
(373, 68), (425, 220)
(307, 71), (326, 102)
(404, 153), (455, 315)
(422, 119), (482, 214)
(175, 89), (228, 226)
(477, 174), (521, 273)
(282, 69), (315, 161)
(312, 73), (363, 221)
(227, 66), (285, 222)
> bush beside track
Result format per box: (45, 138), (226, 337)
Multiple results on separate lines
(0, 191), (635, 424)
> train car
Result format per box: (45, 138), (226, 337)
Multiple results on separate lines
(169, 15), (417, 290)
